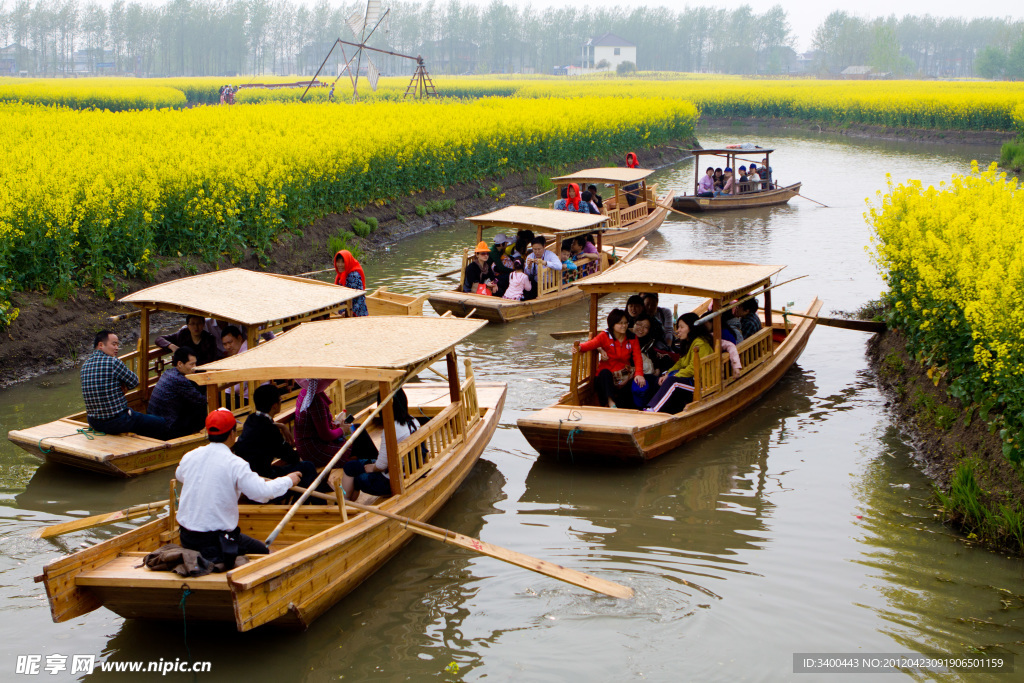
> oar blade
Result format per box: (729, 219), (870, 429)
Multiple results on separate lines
(549, 329), (588, 340)
(32, 510), (127, 539)
(439, 529), (634, 599)
(817, 316), (885, 333)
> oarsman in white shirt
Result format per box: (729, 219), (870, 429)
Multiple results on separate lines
(175, 408), (301, 569)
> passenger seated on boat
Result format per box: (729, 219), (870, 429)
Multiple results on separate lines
(697, 167), (715, 197)
(721, 168), (736, 196)
(560, 245), (579, 285)
(645, 313), (713, 414)
(632, 316), (678, 407)
(587, 184), (603, 210)
(570, 236), (599, 276)
(524, 237), (562, 300)
(723, 306), (744, 343)
(554, 183), (593, 213)
(713, 168), (724, 192)
(81, 330), (168, 440)
(573, 308), (646, 409)
(748, 164), (762, 192)
(643, 293), (674, 344)
(463, 242), (498, 295)
(513, 229), (535, 259)
(625, 295), (645, 328)
(294, 378), (353, 469)
(233, 384), (319, 505)
(733, 297), (762, 339)
(489, 232), (514, 294)
(582, 190), (600, 214)
(156, 314), (223, 366)
(147, 346), (207, 439)
(502, 259), (532, 301)
(760, 158), (773, 188)
(175, 408), (302, 569)
(220, 325), (251, 408)
(738, 166), (749, 188)
(339, 388), (420, 500)
(703, 315), (742, 374)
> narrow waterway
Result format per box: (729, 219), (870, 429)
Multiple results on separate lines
(1, 128), (1020, 682)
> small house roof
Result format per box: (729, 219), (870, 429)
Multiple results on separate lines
(687, 148), (774, 156)
(586, 32), (635, 48)
(468, 206), (608, 233)
(577, 259), (786, 300)
(551, 167), (653, 185)
(121, 269), (362, 326)
(190, 316), (486, 384)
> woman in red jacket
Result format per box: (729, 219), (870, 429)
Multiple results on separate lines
(573, 309), (647, 409)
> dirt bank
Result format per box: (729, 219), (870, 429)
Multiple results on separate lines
(867, 328), (1024, 553)
(0, 141), (694, 388)
(700, 117), (1016, 147)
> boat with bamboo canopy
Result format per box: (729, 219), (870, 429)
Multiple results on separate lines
(35, 317), (630, 631)
(671, 148), (801, 213)
(7, 269), (368, 478)
(549, 167), (669, 247)
(427, 206), (647, 323)
(516, 259), (822, 464)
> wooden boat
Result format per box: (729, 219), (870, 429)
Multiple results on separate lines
(517, 259), (822, 464)
(37, 315), (509, 631)
(428, 206), (647, 324)
(550, 167), (669, 246)
(7, 269), (368, 478)
(672, 148), (801, 213)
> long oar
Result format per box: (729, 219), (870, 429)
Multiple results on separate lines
(550, 329), (589, 340)
(795, 192), (829, 208)
(290, 487), (633, 599)
(774, 309), (884, 333)
(654, 201), (721, 229)
(31, 500), (169, 539)
(693, 275), (809, 327)
(436, 266), (462, 280)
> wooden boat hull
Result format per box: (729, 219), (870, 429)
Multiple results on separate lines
(428, 239), (646, 324)
(517, 299), (822, 464)
(365, 287), (428, 317)
(672, 183), (802, 213)
(602, 192), (669, 247)
(38, 382), (507, 631)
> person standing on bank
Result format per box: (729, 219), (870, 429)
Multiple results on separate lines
(175, 408), (301, 569)
(81, 330), (168, 439)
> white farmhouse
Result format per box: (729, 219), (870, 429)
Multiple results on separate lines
(581, 32), (636, 71)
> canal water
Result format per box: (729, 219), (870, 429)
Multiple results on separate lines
(1, 129), (1020, 682)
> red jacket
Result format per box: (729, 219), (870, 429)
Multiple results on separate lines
(579, 331), (644, 378)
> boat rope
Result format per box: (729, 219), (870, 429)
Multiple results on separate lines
(36, 428), (106, 454)
(179, 584), (194, 674)
(556, 410), (582, 463)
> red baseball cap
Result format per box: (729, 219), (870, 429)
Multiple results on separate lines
(205, 408), (236, 436)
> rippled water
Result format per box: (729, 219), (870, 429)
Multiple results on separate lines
(1, 128), (1021, 682)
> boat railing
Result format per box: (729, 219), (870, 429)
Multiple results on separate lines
(695, 347), (724, 401)
(617, 201), (648, 225)
(645, 183), (659, 207)
(398, 400), (465, 488)
(720, 327), (775, 388)
(458, 358), (480, 430)
(122, 343), (171, 401)
(568, 348), (594, 404)
(536, 262), (563, 297)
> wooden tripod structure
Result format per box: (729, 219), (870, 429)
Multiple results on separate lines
(405, 57), (439, 99)
(302, 40), (440, 102)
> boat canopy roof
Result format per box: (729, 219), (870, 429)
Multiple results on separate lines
(469, 206), (608, 234)
(577, 259), (786, 300)
(551, 168), (653, 185)
(121, 269), (362, 326)
(190, 316), (487, 384)
(688, 148), (774, 156)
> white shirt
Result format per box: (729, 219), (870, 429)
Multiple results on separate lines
(375, 419), (419, 471)
(175, 441), (292, 532)
(526, 249), (563, 277)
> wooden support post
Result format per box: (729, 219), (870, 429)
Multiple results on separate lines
(446, 351), (460, 403)
(246, 326), (258, 411)
(589, 293), (599, 377)
(139, 307), (150, 402)
(168, 479), (177, 530)
(712, 299), (722, 357)
(764, 289), (773, 329)
(206, 384), (220, 415)
(692, 349), (701, 403)
(380, 381), (404, 496)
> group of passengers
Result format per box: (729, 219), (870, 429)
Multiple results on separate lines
(554, 183), (604, 214)
(463, 230), (601, 299)
(573, 293), (763, 414)
(696, 158), (774, 198)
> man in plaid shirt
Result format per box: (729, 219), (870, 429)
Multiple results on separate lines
(81, 330), (167, 439)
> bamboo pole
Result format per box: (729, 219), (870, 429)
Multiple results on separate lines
(653, 201), (721, 229)
(693, 275), (808, 327)
(795, 192), (829, 208)
(289, 487), (634, 599)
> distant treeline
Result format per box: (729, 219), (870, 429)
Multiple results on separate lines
(0, 1), (1022, 79)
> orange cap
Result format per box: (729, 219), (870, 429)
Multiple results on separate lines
(474, 241), (490, 253)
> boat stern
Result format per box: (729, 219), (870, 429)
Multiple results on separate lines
(517, 404), (674, 464)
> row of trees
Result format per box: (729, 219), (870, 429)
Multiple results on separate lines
(811, 11), (1024, 78)
(1, 1), (1023, 78)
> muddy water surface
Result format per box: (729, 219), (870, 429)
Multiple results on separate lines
(1, 130), (1021, 682)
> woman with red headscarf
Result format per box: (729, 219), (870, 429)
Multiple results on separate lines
(554, 183), (593, 213)
(334, 250), (368, 316)
(626, 152), (639, 168)
(623, 152), (642, 206)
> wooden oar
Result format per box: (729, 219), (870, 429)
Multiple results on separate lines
(654, 201), (721, 229)
(693, 275), (809, 327)
(107, 310), (141, 322)
(290, 487), (633, 599)
(775, 309), (884, 333)
(435, 266), (462, 280)
(795, 192), (829, 208)
(550, 329), (589, 340)
(31, 500), (169, 539)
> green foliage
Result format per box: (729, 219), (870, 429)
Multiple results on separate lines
(911, 389), (958, 431)
(934, 461), (1024, 553)
(616, 61), (637, 76)
(327, 231), (362, 260)
(350, 216), (377, 238)
(976, 46), (1007, 80)
(1001, 141), (1024, 171)
(415, 205), (427, 218)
